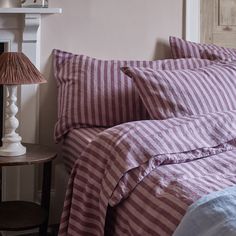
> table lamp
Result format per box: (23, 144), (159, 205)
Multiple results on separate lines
(0, 52), (46, 156)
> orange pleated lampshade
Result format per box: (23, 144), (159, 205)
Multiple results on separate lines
(0, 52), (47, 85)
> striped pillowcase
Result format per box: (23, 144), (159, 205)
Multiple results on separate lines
(53, 49), (213, 142)
(122, 62), (236, 119)
(169, 36), (236, 60)
(202, 49), (236, 61)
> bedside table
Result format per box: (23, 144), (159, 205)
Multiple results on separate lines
(0, 143), (57, 235)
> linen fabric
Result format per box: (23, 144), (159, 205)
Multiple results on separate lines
(53, 49), (213, 142)
(202, 49), (236, 61)
(169, 36), (236, 60)
(62, 127), (106, 172)
(122, 62), (236, 119)
(58, 110), (236, 236)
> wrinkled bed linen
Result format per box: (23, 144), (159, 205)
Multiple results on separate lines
(62, 127), (106, 172)
(59, 110), (236, 236)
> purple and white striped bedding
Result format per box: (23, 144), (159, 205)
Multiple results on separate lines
(53, 49), (214, 142)
(202, 49), (236, 61)
(169, 36), (236, 59)
(58, 110), (236, 236)
(122, 61), (236, 119)
(62, 127), (106, 173)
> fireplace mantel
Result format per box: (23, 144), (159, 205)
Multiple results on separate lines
(0, 7), (61, 14)
(0, 7), (62, 65)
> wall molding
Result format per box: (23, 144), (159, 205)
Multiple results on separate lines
(20, 13), (41, 144)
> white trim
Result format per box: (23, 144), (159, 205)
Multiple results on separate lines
(0, 7), (62, 14)
(20, 13), (41, 144)
(185, 0), (201, 42)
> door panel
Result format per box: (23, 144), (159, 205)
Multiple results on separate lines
(219, 0), (236, 26)
(213, 32), (236, 47)
(201, 0), (236, 48)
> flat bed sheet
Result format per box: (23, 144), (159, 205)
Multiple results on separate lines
(59, 110), (236, 236)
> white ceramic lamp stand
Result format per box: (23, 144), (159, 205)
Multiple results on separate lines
(0, 85), (26, 156)
(0, 52), (46, 157)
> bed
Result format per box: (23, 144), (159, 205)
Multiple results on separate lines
(54, 37), (236, 236)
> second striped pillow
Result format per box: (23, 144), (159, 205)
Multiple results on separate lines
(122, 62), (236, 119)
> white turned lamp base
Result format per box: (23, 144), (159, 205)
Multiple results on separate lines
(0, 85), (26, 157)
(0, 141), (26, 156)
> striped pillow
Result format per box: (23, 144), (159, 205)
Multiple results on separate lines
(53, 49), (213, 142)
(169, 36), (236, 60)
(202, 49), (236, 61)
(122, 62), (236, 119)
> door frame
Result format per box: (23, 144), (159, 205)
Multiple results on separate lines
(185, 0), (201, 42)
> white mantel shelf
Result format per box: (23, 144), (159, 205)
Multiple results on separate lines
(0, 7), (62, 14)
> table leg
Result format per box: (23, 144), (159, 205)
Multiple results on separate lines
(39, 161), (52, 236)
(0, 166), (2, 203)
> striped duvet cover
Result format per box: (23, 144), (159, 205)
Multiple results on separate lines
(59, 110), (236, 236)
(62, 128), (106, 172)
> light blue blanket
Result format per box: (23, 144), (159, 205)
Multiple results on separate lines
(173, 186), (236, 236)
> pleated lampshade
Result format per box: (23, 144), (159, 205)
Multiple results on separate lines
(0, 52), (47, 85)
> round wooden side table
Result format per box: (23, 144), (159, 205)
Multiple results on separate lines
(0, 143), (57, 236)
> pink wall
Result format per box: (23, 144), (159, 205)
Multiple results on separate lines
(39, 0), (183, 146)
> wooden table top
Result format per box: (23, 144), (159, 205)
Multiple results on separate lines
(0, 143), (57, 166)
